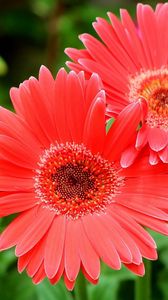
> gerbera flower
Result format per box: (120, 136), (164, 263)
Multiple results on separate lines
(0, 66), (168, 290)
(65, 3), (168, 165)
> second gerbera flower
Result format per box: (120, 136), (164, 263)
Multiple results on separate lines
(65, 3), (168, 165)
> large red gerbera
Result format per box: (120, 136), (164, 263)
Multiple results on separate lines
(65, 3), (168, 165)
(0, 66), (168, 290)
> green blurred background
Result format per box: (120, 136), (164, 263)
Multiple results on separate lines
(0, 0), (168, 299)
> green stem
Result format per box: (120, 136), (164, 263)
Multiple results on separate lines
(74, 272), (88, 300)
(135, 259), (152, 300)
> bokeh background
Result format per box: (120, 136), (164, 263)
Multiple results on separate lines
(0, 0), (168, 299)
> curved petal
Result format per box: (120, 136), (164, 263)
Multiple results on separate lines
(120, 145), (139, 168)
(78, 220), (100, 280)
(65, 71), (85, 143)
(0, 207), (37, 250)
(32, 263), (46, 284)
(83, 90), (106, 154)
(44, 216), (66, 279)
(0, 135), (38, 169)
(15, 206), (55, 256)
(64, 273), (75, 291)
(104, 101), (144, 161)
(83, 214), (121, 270)
(18, 251), (32, 273)
(98, 213), (133, 263)
(147, 127), (168, 152)
(26, 234), (47, 277)
(124, 262), (145, 276)
(109, 205), (156, 249)
(0, 192), (36, 217)
(64, 220), (80, 281)
(159, 145), (168, 163)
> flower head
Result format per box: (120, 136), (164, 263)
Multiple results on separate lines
(65, 3), (168, 165)
(0, 66), (168, 290)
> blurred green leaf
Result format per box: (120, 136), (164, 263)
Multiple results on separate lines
(158, 269), (168, 300)
(35, 279), (73, 300)
(0, 250), (16, 275)
(0, 57), (8, 76)
(30, 0), (57, 17)
(106, 117), (115, 133)
(160, 248), (168, 269)
(0, 269), (36, 300)
(149, 231), (168, 251)
(0, 10), (46, 41)
(88, 264), (135, 300)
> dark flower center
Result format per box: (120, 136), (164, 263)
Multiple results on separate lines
(52, 163), (94, 200)
(152, 88), (168, 109)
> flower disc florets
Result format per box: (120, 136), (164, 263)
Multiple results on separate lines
(34, 142), (124, 219)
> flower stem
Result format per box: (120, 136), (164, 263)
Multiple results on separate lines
(135, 260), (152, 300)
(74, 272), (88, 300)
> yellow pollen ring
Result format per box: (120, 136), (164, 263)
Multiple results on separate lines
(128, 68), (168, 130)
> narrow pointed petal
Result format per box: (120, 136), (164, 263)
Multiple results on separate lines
(78, 220), (100, 280)
(65, 71), (85, 143)
(15, 207), (55, 256)
(149, 150), (159, 165)
(64, 220), (81, 281)
(64, 273), (75, 291)
(124, 262), (145, 276)
(18, 251), (32, 273)
(49, 256), (64, 285)
(83, 91), (106, 154)
(27, 235), (47, 277)
(0, 207), (37, 250)
(32, 264), (46, 284)
(0, 193), (36, 217)
(83, 214), (121, 270)
(81, 265), (99, 284)
(120, 145), (139, 168)
(44, 216), (66, 279)
(159, 145), (168, 163)
(148, 127), (168, 151)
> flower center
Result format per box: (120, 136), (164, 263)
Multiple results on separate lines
(128, 68), (168, 130)
(34, 142), (124, 219)
(51, 163), (94, 200)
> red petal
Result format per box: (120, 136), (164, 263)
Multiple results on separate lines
(78, 220), (100, 280)
(0, 192), (36, 217)
(159, 145), (168, 163)
(83, 90), (106, 154)
(65, 71), (85, 143)
(83, 214), (121, 270)
(15, 207), (55, 256)
(18, 251), (32, 273)
(64, 273), (75, 291)
(104, 101), (144, 161)
(32, 263), (46, 284)
(27, 234), (47, 277)
(148, 127), (168, 151)
(120, 145), (139, 168)
(64, 220), (81, 281)
(44, 216), (66, 278)
(124, 262), (145, 276)
(0, 207), (37, 250)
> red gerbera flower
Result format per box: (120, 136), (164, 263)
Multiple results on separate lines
(0, 66), (168, 290)
(65, 3), (168, 165)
